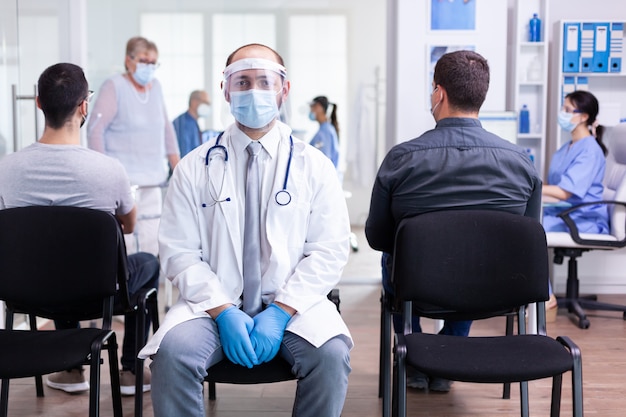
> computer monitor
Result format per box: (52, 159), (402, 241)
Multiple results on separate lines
(478, 111), (518, 144)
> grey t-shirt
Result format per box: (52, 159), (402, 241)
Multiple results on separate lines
(0, 142), (134, 216)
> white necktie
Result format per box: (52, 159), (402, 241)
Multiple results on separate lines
(242, 141), (263, 316)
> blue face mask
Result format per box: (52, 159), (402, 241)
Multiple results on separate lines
(132, 63), (156, 86)
(308, 111), (316, 121)
(229, 89), (280, 129)
(558, 110), (579, 132)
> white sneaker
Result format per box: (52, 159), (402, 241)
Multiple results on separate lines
(46, 369), (90, 393)
(119, 368), (151, 396)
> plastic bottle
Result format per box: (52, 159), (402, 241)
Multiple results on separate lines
(529, 13), (541, 42)
(519, 105), (530, 134)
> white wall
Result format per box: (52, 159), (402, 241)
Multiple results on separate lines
(389, 0), (509, 149)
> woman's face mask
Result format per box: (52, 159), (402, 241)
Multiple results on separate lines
(132, 63), (157, 86)
(557, 110), (579, 132)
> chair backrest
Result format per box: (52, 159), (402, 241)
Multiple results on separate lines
(602, 124), (626, 240)
(392, 210), (549, 318)
(0, 206), (125, 323)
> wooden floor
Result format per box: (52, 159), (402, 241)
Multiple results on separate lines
(4, 227), (626, 416)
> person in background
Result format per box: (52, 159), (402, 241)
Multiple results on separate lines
(309, 95), (340, 168)
(87, 36), (180, 256)
(542, 90), (609, 320)
(0, 62), (159, 397)
(173, 89), (211, 158)
(365, 50), (541, 393)
(139, 43), (352, 417)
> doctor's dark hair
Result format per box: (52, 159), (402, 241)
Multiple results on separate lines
(312, 96), (340, 139)
(566, 90), (607, 156)
(433, 50), (489, 113)
(37, 63), (88, 130)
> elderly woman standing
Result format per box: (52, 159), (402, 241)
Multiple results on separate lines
(88, 36), (180, 256)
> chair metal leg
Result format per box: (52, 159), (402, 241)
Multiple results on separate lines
(1, 379), (9, 417)
(394, 339), (407, 417)
(89, 343), (103, 417)
(208, 381), (217, 401)
(381, 296), (392, 417)
(519, 380), (529, 417)
(135, 290), (159, 417)
(28, 314), (45, 398)
(550, 374), (563, 417)
(379, 291), (385, 398)
(502, 314), (514, 400)
(570, 344), (584, 417)
(135, 307), (146, 417)
(107, 333), (123, 417)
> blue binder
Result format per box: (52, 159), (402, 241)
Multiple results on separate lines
(576, 76), (589, 91)
(563, 22), (581, 72)
(592, 22), (610, 72)
(580, 22), (595, 72)
(609, 22), (624, 73)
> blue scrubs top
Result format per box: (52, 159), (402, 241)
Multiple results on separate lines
(543, 135), (609, 233)
(309, 122), (339, 167)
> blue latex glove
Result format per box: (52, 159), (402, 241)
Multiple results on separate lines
(214, 306), (258, 368)
(249, 303), (292, 363)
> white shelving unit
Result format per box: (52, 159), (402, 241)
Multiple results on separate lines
(553, 20), (626, 149)
(508, 0), (549, 178)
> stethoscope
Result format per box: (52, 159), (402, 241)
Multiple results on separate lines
(204, 131), (293, 206)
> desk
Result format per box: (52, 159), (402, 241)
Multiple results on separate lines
(542, 195), (572, 208)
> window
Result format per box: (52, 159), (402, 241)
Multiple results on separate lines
(140, 13), (204, 120)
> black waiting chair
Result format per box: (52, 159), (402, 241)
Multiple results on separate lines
(391, 210), (583, 417)
(0, 206), (159, 417)
(205, 289), (340, 401)
(0, 206), (124, 417)
(546, 123), (626, 329)
(379, 268), (519, 416)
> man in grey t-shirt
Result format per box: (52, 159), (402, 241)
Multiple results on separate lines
(0, 63), (159, 397)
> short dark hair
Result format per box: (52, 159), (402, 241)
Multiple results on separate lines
(225, 43), (284, 67)
(37, 63), (88, 129)
(433, 50), (489, 113)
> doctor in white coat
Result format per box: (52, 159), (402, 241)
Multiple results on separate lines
(140, 43), (353, 417)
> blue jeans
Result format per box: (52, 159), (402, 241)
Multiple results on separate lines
(150, 317), (351, 417)
(381, 252), (472, 336)
(55, 251), (160, 370)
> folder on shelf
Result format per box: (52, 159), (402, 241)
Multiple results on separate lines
(592, 22), (610, 72)
(576, 76), (589, 91)
(562, 76), (576, 104)
(580, 22), (595, 72)
(563, 22), (581, 72)
(609, 22), (624, 73)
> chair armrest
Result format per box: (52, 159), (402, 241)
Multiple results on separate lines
(556, 200), (626, 247)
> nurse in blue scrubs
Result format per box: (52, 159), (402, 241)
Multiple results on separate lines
(543, 90), (609, 233)
(309, 96), (340, 168)
(542, 90), (609, 315)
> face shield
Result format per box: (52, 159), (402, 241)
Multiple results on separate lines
(223, 58), (288, 129)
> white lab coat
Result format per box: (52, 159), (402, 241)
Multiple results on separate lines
(140, 122), (353, 358)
